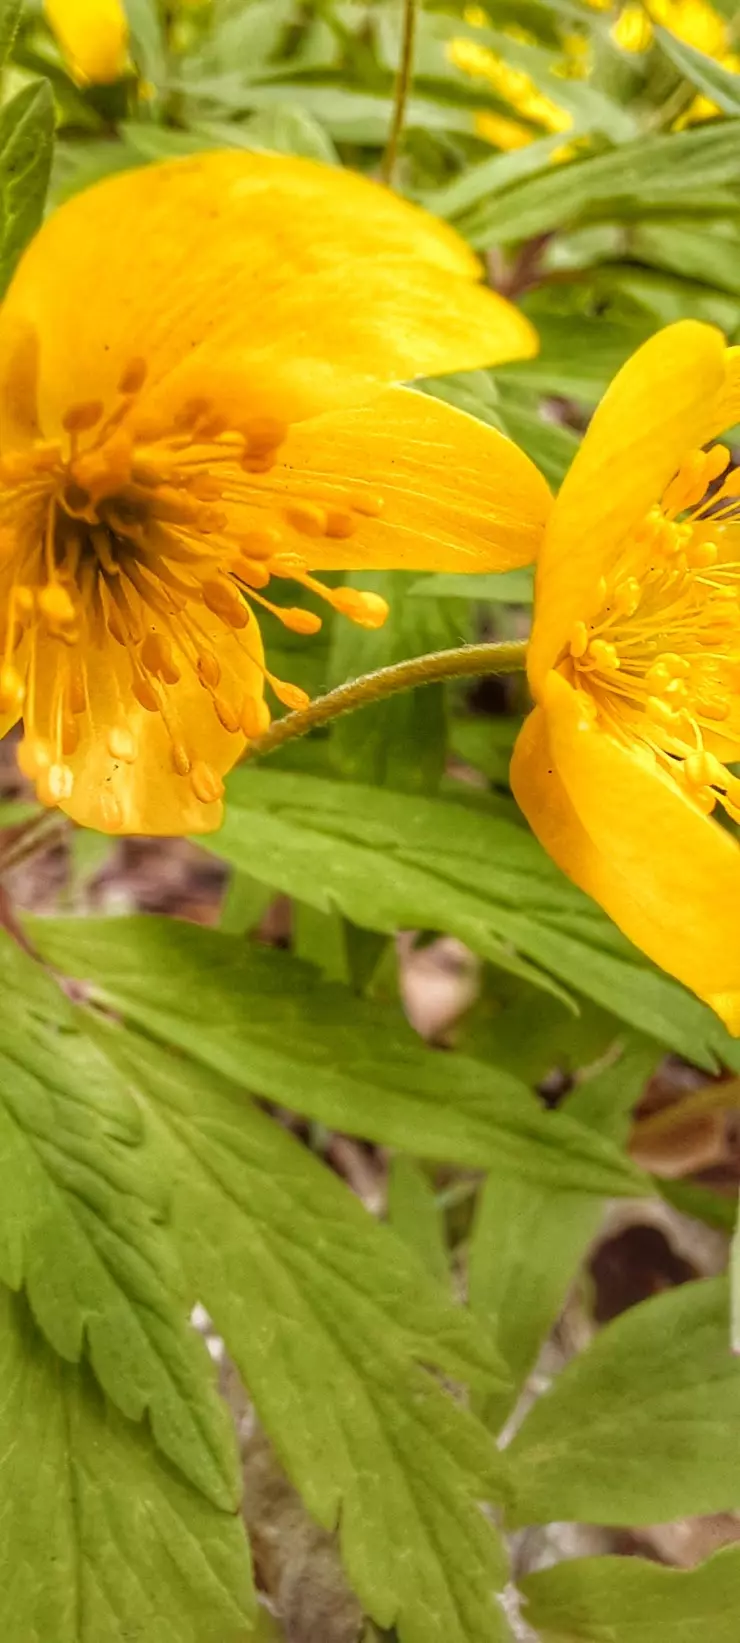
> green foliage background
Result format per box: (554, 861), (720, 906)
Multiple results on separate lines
(2, 0), (740, 1638)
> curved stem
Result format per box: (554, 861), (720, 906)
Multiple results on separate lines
(381, 0), (420, 187)
(248, 638), (528, 760)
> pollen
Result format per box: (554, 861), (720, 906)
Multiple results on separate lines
(566, 443), (740, 822)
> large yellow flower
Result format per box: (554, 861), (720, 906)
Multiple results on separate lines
(44, 0), (129, 84)
(511, 320), (740, 1032)
(0, 151), (549, 835)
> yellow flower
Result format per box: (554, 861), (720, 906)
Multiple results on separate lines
(44, 0), (129, 84)
(447, 38), (574, 150)
(612, 0), (729, 56)
(0, 151), (548, 836)
(610, 0), (739, 125)
(511, 320), (740, 1032)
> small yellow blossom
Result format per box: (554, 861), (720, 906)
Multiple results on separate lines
(0, 152), (549, 836)
(44, 0), (129, 85)
(474, 110), (535, 149)
(511, 320), (740, 1032)
(609, 0), (740, 124)
(447, 37), (574, 151)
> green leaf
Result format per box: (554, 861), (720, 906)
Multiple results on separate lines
(0, 80), (54, 297)
(501, 312), (654, 406)
(656, 26), (740, 116)
(520, 1545), (740, 1642)
(328, 572), (461, 792)
(456, 121), (740, 246)
(387, 1157), (449, 1286)
(237, 104), (338, 161)
(0, 0), (22, 69)
(0, 931), (239, 1509)
(205, 768), (726, 1066)
(0, 1286), (254, 1643)
(470, 1040), (658, 1431)
(504, 1277), (740, 1526)
(124, 0), (169, 89)
(408, 568), (534, 605)
(30, 915), (646, 1196)
(181, 77), (491, 143)
(421, 135), (568, 220)
(92, 1020), (514, 1643)
(626, 219), (740, 298)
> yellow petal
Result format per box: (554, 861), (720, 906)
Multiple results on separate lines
(264, 386), (552, 574)
(0, 151), (536, 445)
(44, 0), (128, 84)
(32, 616), (265, 836)
(712, 342), (740, 435)
(528, 321), (726, 693)
(513, 669), (740, 1028)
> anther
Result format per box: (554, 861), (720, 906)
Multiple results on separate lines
(213, 695), (241, 734)
(268, 675), (310, 711)
(40, 763), (74, 804)
(190, 761), (225, 804)
(242, 527), (282, 561)
(613, 577), (640, 616)
(588, 638), (619, 671)
(325, 510), (356, 539)
(38, 584), (76, 628)
(132, 675), (160, 713)
(196, 651), (221, 689)
(687, 538), (718, 569)
(118, 358), (148, 396)
(171, 742), (192, 777)
(201, 578), (249, 629)
(240, 696), (271, 738)
(141, 632), (181, 684)
(231, 556), (270, 590)
(243, 416), (286, 456)
(107, 726), (138, 763)
(63, 400), (104, 434)
(276, 608), (323, 636)
(285, 502), (327, 537)
(17, 735), (53, 779)
(329, 588), (389, 630)
(684, 750), (725, 788)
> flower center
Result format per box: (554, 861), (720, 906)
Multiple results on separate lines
(566, 442), (740, 819)
(0, 357), (388, 819)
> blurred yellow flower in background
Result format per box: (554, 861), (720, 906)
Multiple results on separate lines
(0, 152), (549, 836)
(511, 321), (740, 1031)
(609, 0), (740, 124)
(44, 0), (129, 84)
(447, 35), (575, 152)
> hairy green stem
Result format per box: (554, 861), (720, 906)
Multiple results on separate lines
(248, 638), (528, 760)
(381, 0), (420, 186)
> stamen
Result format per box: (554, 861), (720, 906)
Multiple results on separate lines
(63, 400), (104, 434)
(190, 761), (225, 804)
